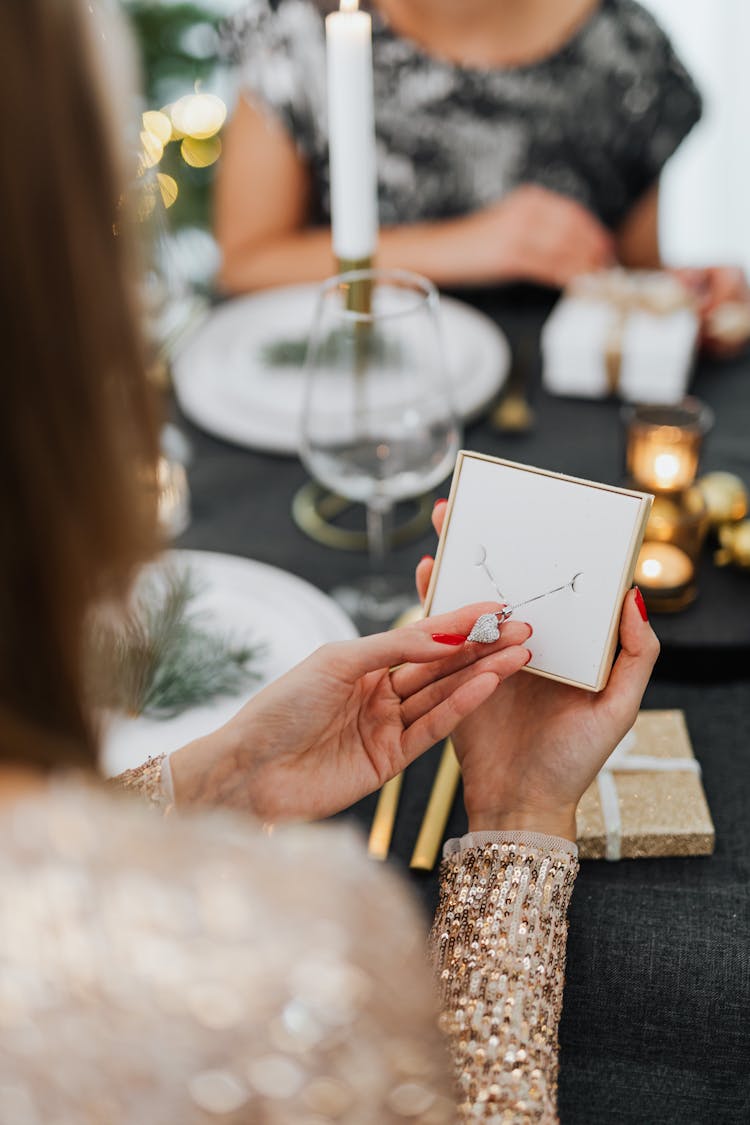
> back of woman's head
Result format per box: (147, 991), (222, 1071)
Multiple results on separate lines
(0, 0), (159, 769)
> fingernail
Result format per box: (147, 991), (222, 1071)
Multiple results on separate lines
(431, 633), (466, 646)
(634, 586), (649, 622)
(433, 497), (448, 508)
(420, 554), (433, 563)
(524, 650), (533, 665)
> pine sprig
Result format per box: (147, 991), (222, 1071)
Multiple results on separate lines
(89, 565), (264, 719)
(260, 328), (399, 369)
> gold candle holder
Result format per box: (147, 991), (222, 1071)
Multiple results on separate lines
(624, 398), (713, 494)
(624, 398), (713, 612)
(337, 255), (374, 315)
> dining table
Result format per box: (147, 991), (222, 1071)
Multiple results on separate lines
(174, 283), (750, 1125)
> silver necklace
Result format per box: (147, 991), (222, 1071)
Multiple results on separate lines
(467, 545), (582, 643)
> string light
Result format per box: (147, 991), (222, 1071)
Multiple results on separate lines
(170, 92), (226, 141)
(156, 173), (179, 208)
(180, 135), (222, 169)
(142, 110), (172, 147)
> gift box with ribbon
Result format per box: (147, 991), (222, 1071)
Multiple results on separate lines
(541, 270), (700, 404)
(576, 710), (714, 860)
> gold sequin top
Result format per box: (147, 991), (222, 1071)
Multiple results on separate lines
(0, 758), (578, 1124)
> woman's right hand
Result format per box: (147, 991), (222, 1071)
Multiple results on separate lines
(464, 184), (614, 289)
(416, 503), (660, 841)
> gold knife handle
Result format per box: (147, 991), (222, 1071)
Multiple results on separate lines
(409, 740), (461, 871)
(368, 774), (404, 860)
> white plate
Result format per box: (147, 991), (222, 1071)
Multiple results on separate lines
(173, 284), (510, 454)
(101, 550), (357, 777)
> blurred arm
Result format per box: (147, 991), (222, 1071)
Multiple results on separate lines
(214, 98), (611, 292)
(616, 183), (661, 269)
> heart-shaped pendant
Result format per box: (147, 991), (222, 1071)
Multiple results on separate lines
(467, 612), (501, 644)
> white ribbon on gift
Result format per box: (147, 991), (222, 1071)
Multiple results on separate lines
(596, 728), (702, 861)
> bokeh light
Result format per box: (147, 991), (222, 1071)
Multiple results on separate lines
(142, 110), (172, 147)
(140, 128), (164, 169)
(157, 173), (179, 208)
(180, 135), (222, 168)
(170, 93), (227, 141)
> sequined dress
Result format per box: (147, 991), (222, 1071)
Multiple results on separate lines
(223, 0), (701, 231)
(0, 759), (578, 1123)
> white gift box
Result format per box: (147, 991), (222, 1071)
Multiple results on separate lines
(541, 271), (699, 404)
(424, 452), (653, 692)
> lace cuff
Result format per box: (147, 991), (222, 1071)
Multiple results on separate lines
(444, 829), (578, 860)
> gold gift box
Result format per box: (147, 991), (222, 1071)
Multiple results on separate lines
(576, 710), (715, 860)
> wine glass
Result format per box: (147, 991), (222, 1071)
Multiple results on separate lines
(300, 268), (461, 631)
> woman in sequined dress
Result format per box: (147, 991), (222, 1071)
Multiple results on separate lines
(217, 0), (750, 352)
(0, 2), (659, 1122)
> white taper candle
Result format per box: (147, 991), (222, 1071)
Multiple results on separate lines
(325, 0), (379, 261)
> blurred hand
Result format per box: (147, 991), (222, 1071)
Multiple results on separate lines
(672, 266), (750, 356)
(170, 604), (531, 821)
(416, 503), (660, 840)
(465, 184), (614, 288)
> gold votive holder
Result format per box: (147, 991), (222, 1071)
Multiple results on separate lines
(624, 398), (713, 612)
(623, 398), (713, 494)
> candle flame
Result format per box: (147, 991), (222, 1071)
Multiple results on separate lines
(340, 0), (359, 11)
(642, 558), (663, 579)
(653, 452), (680, 487)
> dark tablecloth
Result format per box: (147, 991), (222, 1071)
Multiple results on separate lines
(176, 285), (750, 1125)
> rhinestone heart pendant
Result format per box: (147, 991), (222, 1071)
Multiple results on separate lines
(467, 612), (502, 644)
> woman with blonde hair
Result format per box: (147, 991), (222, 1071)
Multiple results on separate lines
(0, 2), (658, 1121)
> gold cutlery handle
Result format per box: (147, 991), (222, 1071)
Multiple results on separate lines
(410, 740), (461, 871)
(368, 774), (404, 860)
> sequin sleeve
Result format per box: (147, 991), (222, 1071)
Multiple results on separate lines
(111, 753), (171, 810)
(219, 0), (326, 161)
(431, 831), (579, 1123)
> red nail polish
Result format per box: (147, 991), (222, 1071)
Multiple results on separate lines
(524, 650), (533, 665)
(433, 497), (448, 508)
(431, 633), (466, 646)
(634, 586), (649, 622)
(420, 554), (433, 563)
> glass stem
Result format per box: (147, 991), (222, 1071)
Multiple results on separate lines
(367, 495), (393, 573)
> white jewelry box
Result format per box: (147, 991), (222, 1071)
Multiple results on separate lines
(424, 452), (653, 692)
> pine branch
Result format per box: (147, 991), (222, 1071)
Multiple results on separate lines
(88, 565), (264, 719)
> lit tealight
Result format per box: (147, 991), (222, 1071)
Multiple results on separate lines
(635, 542), (693, 592)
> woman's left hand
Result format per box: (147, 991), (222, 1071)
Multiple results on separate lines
(169, 604), (531, 821)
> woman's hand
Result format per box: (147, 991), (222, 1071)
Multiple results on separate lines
(169, 604), (532, 821)
(672, 266), (750, 356)
(464, 184), (615, 289)
(416, 504), (660, 841)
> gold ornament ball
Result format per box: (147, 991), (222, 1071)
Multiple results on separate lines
(715, 520), (750, 568)
(696, 471), (748, 527)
